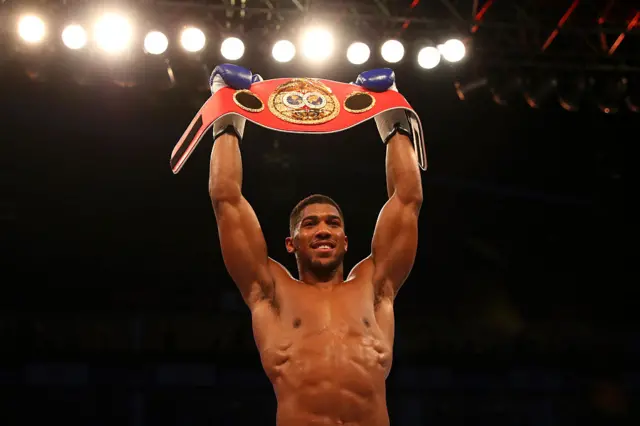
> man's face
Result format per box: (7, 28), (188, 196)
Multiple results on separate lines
(286, 203), (348, 271)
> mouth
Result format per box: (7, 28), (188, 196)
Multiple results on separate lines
(310, 241), (336, 252)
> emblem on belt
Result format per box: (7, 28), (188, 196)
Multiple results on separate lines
(268, 78), (340, 125)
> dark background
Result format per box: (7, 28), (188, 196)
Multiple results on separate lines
(1, 0), (635, 425)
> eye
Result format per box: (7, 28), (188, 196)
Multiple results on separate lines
(282, 91), (305, 109)
(303, 92), (327, 109)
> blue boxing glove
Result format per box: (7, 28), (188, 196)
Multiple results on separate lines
(354, 68), (412, 143)
(209, 64), (263, 140)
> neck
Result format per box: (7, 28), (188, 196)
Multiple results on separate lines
(297, 262), (344, 287)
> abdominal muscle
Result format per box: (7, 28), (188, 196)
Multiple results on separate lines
(260, 329), (392, 426)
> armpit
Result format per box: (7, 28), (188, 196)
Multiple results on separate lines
(374, 278), (395, 307)
(259, 278), (279, 312)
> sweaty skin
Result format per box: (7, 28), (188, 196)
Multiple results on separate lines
(253, 255), (395, 426)
(209, 130), (422, 426)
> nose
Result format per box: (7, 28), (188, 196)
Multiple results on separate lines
(314, 225), (332, 239)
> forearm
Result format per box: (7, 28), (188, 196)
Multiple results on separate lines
(209, 133), (243, 202)
(385, 133), (423, 203)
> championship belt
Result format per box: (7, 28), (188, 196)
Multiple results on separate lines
(170, 77), (427, 174)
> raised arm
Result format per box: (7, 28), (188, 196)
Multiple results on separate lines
(350, 68), (424, 299)
(206, 64), (274, 308)
(209, 132), (274, 307)
(371, 132), (423, 298)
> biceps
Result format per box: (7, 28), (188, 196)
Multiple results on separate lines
(372, 197), (419, 291)
(213, 198), (271, 302)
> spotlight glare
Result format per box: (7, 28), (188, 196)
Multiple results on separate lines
(381, 39), (404, 63)
(18, 15), (46, 44)
(62, 24), (87, 50)
(180, 27), (206, 53)
(439, 38), (466, 62)
(221, 37), (245, 60)
(302, 28), (333, 61)
(144, 31), (169, 55)
(94, 13), (132, 53)
(272, 40), (296, 63)
(417, 46), (440, 69)
(346, 42), (370, 65)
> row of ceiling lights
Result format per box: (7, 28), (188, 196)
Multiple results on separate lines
(13, 12), (466, 69)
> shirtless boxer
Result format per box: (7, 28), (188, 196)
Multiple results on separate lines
(208, 64), (423, 426)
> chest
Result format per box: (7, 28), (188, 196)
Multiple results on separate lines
(251, 279), (395, 351)
(280, 280), (376, 330)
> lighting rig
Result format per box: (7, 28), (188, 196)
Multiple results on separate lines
(0, 0), (638, 112)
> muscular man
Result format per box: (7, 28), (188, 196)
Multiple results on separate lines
(208, 65), (423, 426)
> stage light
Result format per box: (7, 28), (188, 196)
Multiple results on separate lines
(417, 46), (440, 69)
(594, 76), (627, 114)
(302, 28), (333, 61)
(524, 77), (558, 108)
(625, 77), (640, 113)
(272, 40), (295, 63)
(557, 76), (588, 111)
(61, 24), (87, 50)
(439, 38), (466, 63)
(381, 39), (404, 63)
(346, 42), (370, 65)
(144, 31), (168, 55)
(94, 13), (132, 53)
(180, 27), (206, 53)
(18, 15), (46, 44)
(221, 37), (245, 60)
(454, 78), (488, 100)
(626, 96), (639, 113)
(491, 76), (524, 106)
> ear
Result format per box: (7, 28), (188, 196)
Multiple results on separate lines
(344, 235), (348, 252)
(285, 236), (296, 254)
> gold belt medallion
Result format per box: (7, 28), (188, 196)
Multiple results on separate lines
(268, 78), (340, 125)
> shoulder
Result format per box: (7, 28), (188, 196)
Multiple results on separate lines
(347, 255), (394, 301)
(268, 258), (296, 282)
(347, 255), (374, 281)
(266, 258), (298, 297)
(246, 258), (293, 310)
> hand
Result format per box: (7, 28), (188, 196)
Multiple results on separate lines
(210, 64), (263, 140)
(353, 68), (412, 144)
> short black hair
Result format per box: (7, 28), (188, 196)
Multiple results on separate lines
(289, 194), (345, 235)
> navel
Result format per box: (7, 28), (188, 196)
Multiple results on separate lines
(362, 317), (370, 327)
(293, 318), (302, 328)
